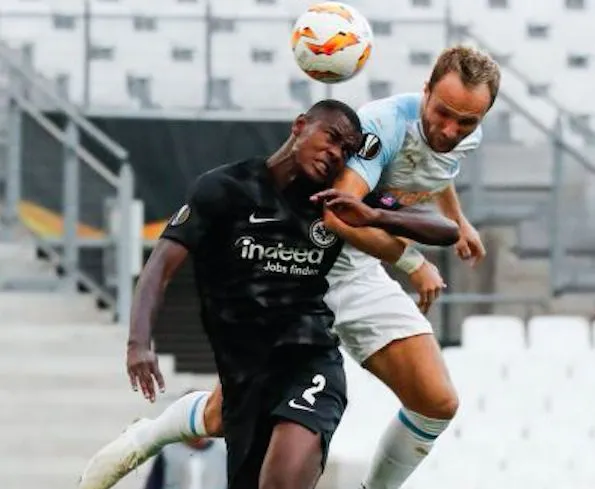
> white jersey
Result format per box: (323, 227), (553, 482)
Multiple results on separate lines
(328, 92), (482, 281)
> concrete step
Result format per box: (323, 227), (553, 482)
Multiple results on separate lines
(458, 144), (555, 188)
(0, 240), (113, 323)
(0, 355), (143, 375)
(0, 473), (151, 489)
(0, 382), (210, 410)
(2, 341), (127, 357)
(457, 187), (550, 228)
(515, 216), (595, 258)
(0, 368), (208, 392)
(0, 241), (57, 274)
(0, 428), (141, 458)
(488, 227), (595, 317)
(0, 323), (127, 340)
(1, 472), (151, 489)
(0, 461), (151, 489)
(0, 455), (91, 477)
(0, 400), (164, 422)
(558, 269), (595, 294)
(0, 455), (153, 489)
(0, 292), (112, 324)
(1, 386), (176, 403)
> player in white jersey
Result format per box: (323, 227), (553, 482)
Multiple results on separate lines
(78, 46), (501, 489)
(314, 45), (500, 489)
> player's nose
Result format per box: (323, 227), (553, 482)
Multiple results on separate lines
(441, 121), (460, 140)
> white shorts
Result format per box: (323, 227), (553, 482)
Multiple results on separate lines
(324, 262), (433, 364)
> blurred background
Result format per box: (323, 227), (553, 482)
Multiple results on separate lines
(0, 0), (593, 488)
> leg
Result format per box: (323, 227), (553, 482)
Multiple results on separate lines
(363, 333), (458, 418)
(204, 382), (224, 436)
(261, 346), (346, 489)
(225, 347), (345, 489)
(229, 346), (345, 489)
(259, 421), (323, 489)
(79, 384), (224, 489)
(361, 334), (457, 489)
(329, 266), (457, 489)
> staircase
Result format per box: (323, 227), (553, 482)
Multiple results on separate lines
(448, 141), (595, 323)
(0, 320), (218, 489)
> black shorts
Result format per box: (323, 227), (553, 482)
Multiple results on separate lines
(223, 346), (347, 489)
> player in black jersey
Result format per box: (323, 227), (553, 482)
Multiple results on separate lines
(79, 100), (459, 489)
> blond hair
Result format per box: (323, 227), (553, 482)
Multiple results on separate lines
(428, 45), (501, 107)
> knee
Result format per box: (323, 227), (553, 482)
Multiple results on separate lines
(435, 390), (459, 420)
(204, 390), (223, 436)
(427, 388), (459, 420)
(405, 387), (459, 420)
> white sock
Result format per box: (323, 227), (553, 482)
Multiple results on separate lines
(134, 390), (211, 449)
(362, 408), (451, 489)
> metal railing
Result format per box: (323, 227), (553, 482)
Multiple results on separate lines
(445, 18), (595, 296)
(0, 2), (593, 320)
(460, 29), (595, 144)
(0, 39), (135, 324)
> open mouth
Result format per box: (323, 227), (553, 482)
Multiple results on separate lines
(314, 159), (330, 177)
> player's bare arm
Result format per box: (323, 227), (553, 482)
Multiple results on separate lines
(321, 168), (408, 262)
(318, 169), (450, 313)
(128, 239), (188, 402)
(436, 183), (486, 265)
(313, 188), (459, 246)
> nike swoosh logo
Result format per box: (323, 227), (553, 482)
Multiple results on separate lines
(249, 213), (281, 224)
(288, 399), (315, 412)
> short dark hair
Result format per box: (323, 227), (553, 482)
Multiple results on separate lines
(305, 99), (362, 133)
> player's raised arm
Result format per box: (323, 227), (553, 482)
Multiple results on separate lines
(314, 188), (459, 246)
(319, 168), (410, 262)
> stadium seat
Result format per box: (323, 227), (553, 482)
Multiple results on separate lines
(0, 0), (593, 122)
(211, 0), (288, 17)
(460, 315), (526, 351)
(442, 346), (511, 391)
(430, 315), (594, 488)
(527, 315), (591, 351)
(327, 72), (371, 110)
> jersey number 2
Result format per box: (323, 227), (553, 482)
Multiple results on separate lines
(302, 374), (326, 406)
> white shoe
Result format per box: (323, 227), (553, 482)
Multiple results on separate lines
(79, 419), (159, 489)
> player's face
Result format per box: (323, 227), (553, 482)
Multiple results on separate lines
(422, 72), (491, 153)
(292, 112), (362, 184)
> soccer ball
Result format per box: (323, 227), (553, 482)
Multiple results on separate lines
(291, 2), (373, 84)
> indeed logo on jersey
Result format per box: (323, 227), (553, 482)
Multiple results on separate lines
(234, 219), (337, 276)
(235, 237), (323, 276)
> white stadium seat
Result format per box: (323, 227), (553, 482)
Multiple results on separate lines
(421, 314), (595, 489)
(461, 315), (526, 352)
(527, 315), (591, 351)
(2, 0), (595, 121)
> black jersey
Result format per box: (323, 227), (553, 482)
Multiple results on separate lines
(161, 158), (344, 382)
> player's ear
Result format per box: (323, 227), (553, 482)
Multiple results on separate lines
(292, 114), (307, 136)
(423, 81), (430, 97)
